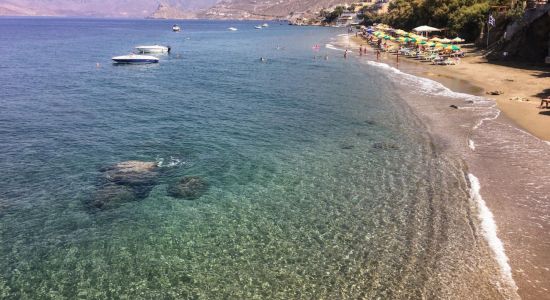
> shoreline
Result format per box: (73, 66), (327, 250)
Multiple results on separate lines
(349, 36), (550, 141)
(342, 34), (550, 299)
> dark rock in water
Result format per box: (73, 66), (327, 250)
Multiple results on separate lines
(167, 176), (208, 200)
(340, 144), (354, 150)
(466, 100), (474, 104)
(101, 161), (159, 186)
(372, 142), (399, 150)
(90, 184), (136, 210)
(89, 161), (160, 210)
(450, 105), (459, 109)
(364, 120), (376, 126)
(486, 90), (504, 95)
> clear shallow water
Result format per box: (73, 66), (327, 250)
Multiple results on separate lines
(0, 18), (511, 298)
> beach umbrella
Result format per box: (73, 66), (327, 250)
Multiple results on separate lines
(452, 37), (464, 43)
(449, 45), (461, 51)
(417, 40), (427, 45)
(440, 38), (452, 44)
(366, 28), (374, 33)
(428, 42), (436, 47)
(395, 29), (408, 36)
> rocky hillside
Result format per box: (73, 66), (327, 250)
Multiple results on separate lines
(201, 0), (348, 20)
(148, 3), (197, 19)
(0, 2), (54, 16)
(0, 0), (216, 17)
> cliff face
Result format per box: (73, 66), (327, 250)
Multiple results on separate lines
(148, 3), (197, 19)
(201, 0), (347, 20)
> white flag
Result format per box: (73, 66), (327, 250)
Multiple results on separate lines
(488, 15), (496, 27)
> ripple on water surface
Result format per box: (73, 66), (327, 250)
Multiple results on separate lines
(0, 18), (516, 299)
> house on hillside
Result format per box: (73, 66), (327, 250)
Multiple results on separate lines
(337, 12), (360, 26)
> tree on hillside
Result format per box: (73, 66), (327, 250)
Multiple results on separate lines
(377, 0), (517, 41)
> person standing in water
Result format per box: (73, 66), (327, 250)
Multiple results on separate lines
(359, 45), (363, 56)
(344, 49), (348, 59)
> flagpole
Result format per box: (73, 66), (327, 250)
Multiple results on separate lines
(487, 22), (491, 49)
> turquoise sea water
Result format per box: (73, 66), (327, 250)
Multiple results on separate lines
(0, 18), (508, 299)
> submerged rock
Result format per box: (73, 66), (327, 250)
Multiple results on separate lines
(90, 184), (136, 210)
(450, 105), (459, 109)
(89, 160), (160, 210)
(101, 161), (159, 186)
(372, 142), (399, 151)
(340, 144), (354, 150)
(167, 176), (208, 200)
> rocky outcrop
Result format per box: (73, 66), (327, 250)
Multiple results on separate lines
(167, 176), (208, 200)
(489, 4), (550, 63)
(90, 161), (160, 210)
(101, 161), (159, 186)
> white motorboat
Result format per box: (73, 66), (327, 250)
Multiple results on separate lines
(254, 25), (262, 29)
(261, 23), (269, 27)
(112, 54), (159, 64)
(172, 24), (181, 32)
(228, 27), (238, 31)
(135, 45), (171, 54)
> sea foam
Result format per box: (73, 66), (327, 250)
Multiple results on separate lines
(364, 58), (521, 293)
(468, 173), (519, 294)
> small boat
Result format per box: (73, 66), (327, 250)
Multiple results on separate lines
(112, 54), (159, 64)
(172, 24), (181, 32)
(228, 27), (238, 31)
(135, 45), (171, 54)
(254, 25), (262, 29)
(261, 23), (269, 27)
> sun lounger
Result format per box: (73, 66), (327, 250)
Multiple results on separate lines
(541, 97), (550, 108)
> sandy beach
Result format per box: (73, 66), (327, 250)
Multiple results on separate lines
(347, 34), (550, 299)
(351, 36), (550, 141)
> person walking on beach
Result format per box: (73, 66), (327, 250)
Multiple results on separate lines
(359, 45), (363, 56)
(376, 49), (380, 60)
